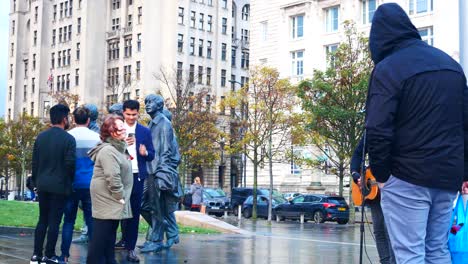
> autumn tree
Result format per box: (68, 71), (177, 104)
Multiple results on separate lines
(154, 67), (224, 188)
(225, 66), (295, 220)
(0, 114), (47, 199)
(296, 21), (373, 221)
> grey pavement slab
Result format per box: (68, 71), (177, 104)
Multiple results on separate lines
(0, 218), (379, 264)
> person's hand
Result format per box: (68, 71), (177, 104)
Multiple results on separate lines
(125, 136), (135, 146)
(139, 144), (147, 156)
(377, 182), (385, 189)
(462, 181), (468, 194)
(119, 199), (125, 204)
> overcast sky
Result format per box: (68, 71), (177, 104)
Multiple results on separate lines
(0, 1), (10, 118)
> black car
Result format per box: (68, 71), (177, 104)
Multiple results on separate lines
(275, 194), (350, 224)
(241, 195), (287, 219)
(182, 188), (230, 217)
(231, 187), (283, 215)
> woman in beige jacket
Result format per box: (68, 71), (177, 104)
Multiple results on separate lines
(87, 115), (133, 264)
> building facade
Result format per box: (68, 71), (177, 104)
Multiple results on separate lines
(6, 0), (250, 190)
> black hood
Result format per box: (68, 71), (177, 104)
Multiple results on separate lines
(369, 3), (421, 64)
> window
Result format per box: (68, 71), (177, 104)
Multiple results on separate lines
(8, 109), (11, 121)
(178, 7), (184, 24)
(220, 70), (227, 87)
(208, 0), (213, 6)
(63, 26), (67, 41)
(241, 51), (249, 68)
(123, 92), (130, 100)
(409, 0), (433, 15)
(222, 0), (227, 9)
(326, 6), (339, 32)
(24, 85), (27, 101)
(34, 6), (38, 23)
(135, 89), (140, 98)
(24, 60), (28, 79)
(292, 15), (304, 39)
(231, 48), (236, 66)
(68, 25), (72, 40)
(241, 29), (249, 42)
(198, 66), (203, 84)
(112, 18), (120, 31)
(10, 64), (13, 79)
(76, 43), (80, 60)
(69, 0), (73, 16)
(242, 4), (250, 21)
(13, 0), (16, 12)
(138, 7), (142, 23)
(221, 43), (227, 60)
(177, 61), (183, 80)
(11, 20), (15, 35)
(189, 64), (195, 83)
(261, 21), (268, 41)
(128, 0), (133, 6)
(59, 28), (63, 42)
(33, 54), (36, 70)
(419, 27), (433, 46)
(60, 2), (64, 18)
(128, 14), (132, 27)
(30, 102), (34, 116)
(137, 33), (141, 51)
(124, 65), (131, 85)
(136, 61), (141, 80)
(65, 1), (68, 16)
(10, 43), (14, 57)
(362, 0), (376, 24)
(291, 50), (304, 76)
(190, 11), (196, 28)
(66, 74), (70, 89)
(107, 40), (120, 60)
(67, 49), (71, 65)
(52, 29), (56, 45)
(51, 53), (55, 68)
(198, 39), (203, 56)
(199, 13), (204, 30)
(8, 86), (12, 101)
(77, 17), (81, 33)
(53, 5), (57, 20)
(178, 34), (184, 52)
(207, 41), (212, 58)
(189, 37), (195, 55)
(222, 18), (227, 34)
(58, 51), (62, 67)
(207, 15), (213, 32)
(112, 0), (121, 10)
(325, 44), (338, 67)
(124, 37), (132, 57)
(75, 68), (79, 85)
(206, 67), (211, 85)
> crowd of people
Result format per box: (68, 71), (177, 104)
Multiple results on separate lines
(29, 96), (188, 264)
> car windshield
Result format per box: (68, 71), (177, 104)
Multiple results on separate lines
(205, 189), (225, 198)
(272, 196), (287, 204)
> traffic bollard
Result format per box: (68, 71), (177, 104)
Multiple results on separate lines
(300, 214), (304, 224)
(224, 210), (228, 218)
(238, 205), (242, 220)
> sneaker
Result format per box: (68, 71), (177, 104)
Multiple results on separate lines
(58, 256), (68, 264)
(114, 240), (126, 250)
(44, 256), (66, 264)
(71, 234), (88, 244)
(30, 254), (41, 264)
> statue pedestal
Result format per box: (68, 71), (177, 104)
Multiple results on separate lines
(306, 169), (325, 192)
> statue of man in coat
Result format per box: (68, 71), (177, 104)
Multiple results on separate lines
(140, 94), (181, 253)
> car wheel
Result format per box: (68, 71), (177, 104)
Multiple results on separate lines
(242, 208), (252, 218)
(337, 219), (349, 225)
(214, 212), (224, 217)
(313, 211), (325, 224)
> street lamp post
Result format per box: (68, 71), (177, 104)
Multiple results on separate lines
(218, 137), (226, 188)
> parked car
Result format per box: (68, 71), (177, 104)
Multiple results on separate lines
(241, 195), (288, 219)
(283, 192), (302, 201)
(231, 187), (284, 215)
(274, 194), (350, 224)
(182, 188), (230, 217)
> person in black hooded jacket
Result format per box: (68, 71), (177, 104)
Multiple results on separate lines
(365, 3), (468, 263)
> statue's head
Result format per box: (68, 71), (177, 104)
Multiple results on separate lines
(162, 108), (173, 122)
(108, 103), (123, 117)
(145, 94), (164, 116)
(84, 104), (99, 121)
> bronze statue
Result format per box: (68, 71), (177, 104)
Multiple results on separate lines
(140, 95), (181, 253)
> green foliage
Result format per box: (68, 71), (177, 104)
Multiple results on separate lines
(296, 20), (373, 197)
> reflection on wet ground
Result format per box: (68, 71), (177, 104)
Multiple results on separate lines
(0, 217), (379, 263)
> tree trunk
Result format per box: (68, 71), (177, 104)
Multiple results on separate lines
(338, 163), (344, 197)
(252, 149), (258, 220)
(348, 174), (355, 224)
(267, 120), (273, 224)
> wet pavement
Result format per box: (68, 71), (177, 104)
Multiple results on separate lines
(0, 217), (379, 264)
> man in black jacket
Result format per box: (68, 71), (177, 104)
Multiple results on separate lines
(365, 3), (468, 263)
(30, 104), (76, 264)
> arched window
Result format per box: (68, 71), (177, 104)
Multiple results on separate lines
(242, 4), (250, 21)
(232, 1), (237, 18)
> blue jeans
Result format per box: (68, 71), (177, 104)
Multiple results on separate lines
(381, 176), (456, 264)
(60, 189), (93, 258)
(368, 201), (395, 264)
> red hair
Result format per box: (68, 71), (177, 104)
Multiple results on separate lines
(100, 114), (124, 141)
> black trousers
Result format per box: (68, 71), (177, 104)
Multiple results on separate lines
(87, 218), (119, 264)
(121, 173), (144, 250)
(34, 192), (67, 258)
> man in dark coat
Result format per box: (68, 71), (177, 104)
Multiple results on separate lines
(140, 95), (180, 253)
(30, 104), (76, 264)
(365, 3), (468, 263)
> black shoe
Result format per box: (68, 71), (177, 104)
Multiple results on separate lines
(114, 240), (126, 250)
(30, 254), (41, 264)
(127, 250), (140, 262)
